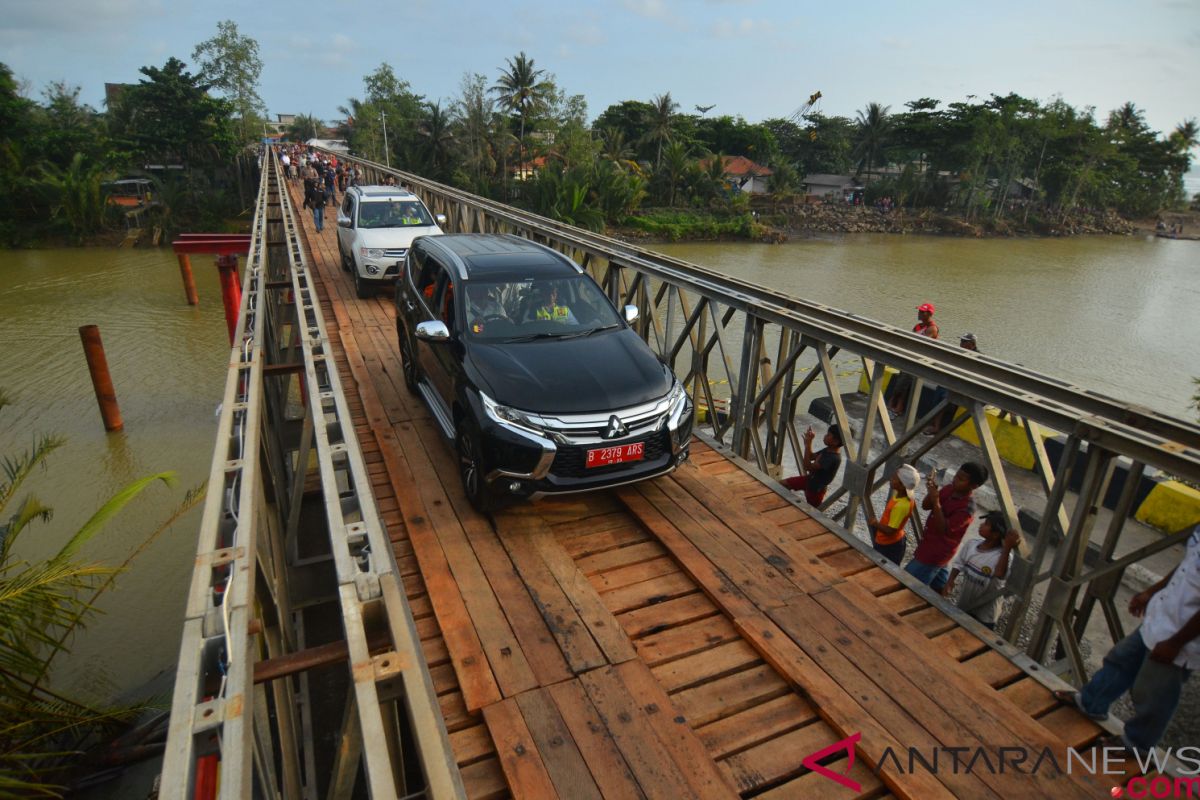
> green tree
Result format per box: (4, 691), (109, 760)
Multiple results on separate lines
(853, 102), (893, 178)
(417, 101), (455, 180)
(38, 153), (111, 242)
(450, 73), (500, 192)
(490, 52), (554, 170)
(108, 57), (237, 165)
(191, 20), (266, 145)
(594, 100), (655, 158)
(286, 113), (322, 142)
(657, 140), (692, 206)
(643, 92), (679, 169)
(37, 83), (103, 170)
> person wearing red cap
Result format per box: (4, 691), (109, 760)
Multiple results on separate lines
(886, 302), (940, 416)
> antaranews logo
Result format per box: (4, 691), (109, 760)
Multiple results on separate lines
(802, 733), (1200, 797)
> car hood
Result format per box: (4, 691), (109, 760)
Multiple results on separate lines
(467, 328), (674, 414)
(355, 226), (441, 249)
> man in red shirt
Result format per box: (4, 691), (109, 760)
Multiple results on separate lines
(904, 462), (988, 592)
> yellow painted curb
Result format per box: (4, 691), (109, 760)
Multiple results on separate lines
(1134, 480), (1200, 532)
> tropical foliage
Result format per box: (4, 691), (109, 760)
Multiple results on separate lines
(0, 392), (204, 796)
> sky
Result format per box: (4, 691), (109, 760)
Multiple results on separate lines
(2, 0), (1198, 139)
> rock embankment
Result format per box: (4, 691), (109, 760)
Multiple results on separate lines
(760, 202), (1135, 238)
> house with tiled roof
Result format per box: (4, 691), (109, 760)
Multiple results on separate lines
(701, 155), (774, 194)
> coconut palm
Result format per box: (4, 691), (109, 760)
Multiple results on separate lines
(418, 102), (455, 179)
(853, 102), (893, 179)
(37, 153), (110, 243)
(0, 391), (204, 796)
(600, 128), (635, 167)
(643, 92), (679, 169)
(1171, 119), (1198, 155)
(490, 52), (554, 172)
(286, 113), (322, 142)
(659, 140), (692, 207)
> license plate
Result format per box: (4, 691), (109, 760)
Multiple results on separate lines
(585, 442), (644, 468)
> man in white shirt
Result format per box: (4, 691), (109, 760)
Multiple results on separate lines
(1055, 526), (1200, 751)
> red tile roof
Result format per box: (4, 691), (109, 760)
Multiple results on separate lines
(701, 155), (773, 177)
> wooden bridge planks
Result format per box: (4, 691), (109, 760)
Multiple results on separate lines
(288, 179), (1114, 800)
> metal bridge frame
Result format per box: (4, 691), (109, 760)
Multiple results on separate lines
(333, 151), (1200, 687)
(162, 153), (464, 799)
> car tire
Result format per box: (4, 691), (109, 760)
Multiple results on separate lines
(338, 239), (351, 272)
(355, 269), (373, 299)
(456, 416), (494, 513)
(398, 323), (420, 394)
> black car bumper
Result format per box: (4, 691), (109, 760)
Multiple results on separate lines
(478, 399), (694, 498)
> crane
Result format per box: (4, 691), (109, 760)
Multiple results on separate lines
(787, 91), (822, 140)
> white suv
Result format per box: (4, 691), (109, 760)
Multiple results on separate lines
(336, 186), (445, 297)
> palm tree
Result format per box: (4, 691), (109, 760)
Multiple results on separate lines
(38, 153), (110, 243)
(643, 92), (679, 169)
(659, 140), (692, 207)
(600, 128), (635, 167)
(286, 113), (322, 142)
(1171, 119), (1198, 155)
(853, 102), (893, 179)
(490, 52), (553, 172)
(418, 102), (455, 179)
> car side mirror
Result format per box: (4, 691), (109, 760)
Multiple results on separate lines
(337, 216), (351, 228)
(415, 320), (451, 341)
(435, 213), (447, 226)
(624, 305), (639, 324)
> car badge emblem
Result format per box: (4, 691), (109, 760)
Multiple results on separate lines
(603, 415), (628, 440)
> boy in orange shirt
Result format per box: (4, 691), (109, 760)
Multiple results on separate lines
(869, 464), (920, 564)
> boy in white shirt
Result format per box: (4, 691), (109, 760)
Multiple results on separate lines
(941, 511), (1020, 629)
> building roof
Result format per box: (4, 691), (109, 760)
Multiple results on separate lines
(704, 155), (773, 177)
(802, 174), (857, 186)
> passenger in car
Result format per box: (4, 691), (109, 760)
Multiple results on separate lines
(530, 285), (576, 324)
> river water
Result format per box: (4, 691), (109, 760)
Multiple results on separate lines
(0, 248), (229, 703)
(0, 233), (1195, 705)
(658, 234), (1199, 418)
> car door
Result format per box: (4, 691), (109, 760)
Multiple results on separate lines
(336, 194), (355, 254)
(413, 253), (455, 421)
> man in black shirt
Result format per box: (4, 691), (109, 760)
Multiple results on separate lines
(782, 423), (847, 508)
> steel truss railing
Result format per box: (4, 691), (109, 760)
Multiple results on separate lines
(329, 150), (1200, 686)
(162, 152), (463, 799)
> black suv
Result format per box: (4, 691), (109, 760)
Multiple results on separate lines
(395, 234), (693, 510)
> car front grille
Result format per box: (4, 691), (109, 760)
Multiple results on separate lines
(550, 430), (671, 478)
(382, 248), (408, 259)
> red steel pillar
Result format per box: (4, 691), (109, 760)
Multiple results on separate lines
(78, 325), (124, 431)
(177, 253), (199, 306)
(216, 255), (242, 345)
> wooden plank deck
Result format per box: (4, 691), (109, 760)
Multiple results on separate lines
(288, 183), (1119, 799)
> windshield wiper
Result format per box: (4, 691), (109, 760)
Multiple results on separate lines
(558, 324), (621, 340)
(504, 332), (566, 342)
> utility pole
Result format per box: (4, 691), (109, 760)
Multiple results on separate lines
(381, 111), (390, 167)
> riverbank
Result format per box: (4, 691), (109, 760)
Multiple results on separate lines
(609, 202), (1153, 244)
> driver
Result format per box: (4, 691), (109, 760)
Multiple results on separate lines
(531, 284), (576, 324)
(467, 284), (507, 329)
(400, 203), (426, 225)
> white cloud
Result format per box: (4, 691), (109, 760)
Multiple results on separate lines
(622, 0), (669, 18)
(710, 17), (775, 39)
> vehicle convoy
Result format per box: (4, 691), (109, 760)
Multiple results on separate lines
(394, 234), (693, 510)
(336, 185), (445, 298)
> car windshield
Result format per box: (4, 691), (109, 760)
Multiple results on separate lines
(462, 275), (624, 341)
(357, 200), (432, 229)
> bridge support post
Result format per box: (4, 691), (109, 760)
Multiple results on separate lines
(78, 325), (123, 432)
(217, 254), (242, 345)
(177, 253), (199, 306)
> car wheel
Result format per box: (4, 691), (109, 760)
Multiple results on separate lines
(355, 269), (373, 299)
(456, 416), (494, 513)
(338, 239), (351, 272)
(398, 323), (420, 394)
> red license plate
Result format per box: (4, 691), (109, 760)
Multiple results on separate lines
(585, 442), (645, 468)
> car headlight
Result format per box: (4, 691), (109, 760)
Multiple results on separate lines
(481, 393), (547, 435)
(360, 247), (384, 259)
(666, 381), (690, 427)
